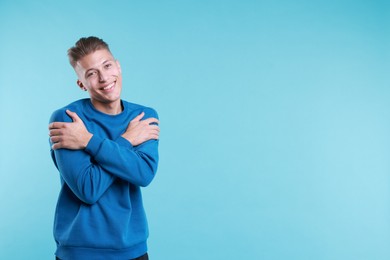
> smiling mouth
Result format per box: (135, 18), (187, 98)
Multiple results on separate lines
(102, 82), (115, 91)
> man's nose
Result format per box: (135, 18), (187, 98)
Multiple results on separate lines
(99, 71), (108, 82)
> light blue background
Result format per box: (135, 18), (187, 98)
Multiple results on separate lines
(0, 0), (389, 259)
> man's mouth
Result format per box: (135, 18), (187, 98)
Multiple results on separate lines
(102, 82), (115, 91)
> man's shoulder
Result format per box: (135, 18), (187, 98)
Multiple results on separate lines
(49, 99), (88, 122)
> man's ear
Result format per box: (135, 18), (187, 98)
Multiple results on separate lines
(77, 80), (87, 91)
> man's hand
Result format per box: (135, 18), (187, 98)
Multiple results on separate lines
(49, 110), (93, 150)
(122, 112), (160, 146)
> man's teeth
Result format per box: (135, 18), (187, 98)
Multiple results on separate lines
(103, 83), (114, 90)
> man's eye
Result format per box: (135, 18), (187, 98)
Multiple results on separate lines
(87, 71), (97, 78)
(105, 63), (112, 69)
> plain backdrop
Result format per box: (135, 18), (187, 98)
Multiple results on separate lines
(0, 0), (389, 259)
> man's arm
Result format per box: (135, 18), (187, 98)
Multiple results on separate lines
(49, 109), (115, 204)
(49, 110), (159, 149)
(49, 109), (160, 204)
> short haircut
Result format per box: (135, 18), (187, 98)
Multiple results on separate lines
(68, 36), (111, 68)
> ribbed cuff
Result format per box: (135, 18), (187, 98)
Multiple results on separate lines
(85, 135), (103, 157)
(115, 136), (134, 149)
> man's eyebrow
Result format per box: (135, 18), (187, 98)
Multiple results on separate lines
(84, 68), (96, 76)
(103, 59), (114, 64)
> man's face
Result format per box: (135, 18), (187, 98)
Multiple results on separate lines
(75, 49), (122, 111)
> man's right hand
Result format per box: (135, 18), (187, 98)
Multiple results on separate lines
(49, 110), (93, 150)
(122, 112), (160, 146)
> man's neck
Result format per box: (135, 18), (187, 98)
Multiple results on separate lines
(91, 100), (123, 115)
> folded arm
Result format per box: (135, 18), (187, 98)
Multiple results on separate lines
(49, 110), (159, 149)
(49, 109), (160, 204)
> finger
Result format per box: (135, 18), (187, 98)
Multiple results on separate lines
(50, 136), (62, 143)
(49, 122), (65, 130)
(50, 122), (72, 131)
(49, 129), (62, 136)
(143, 117), (159, 125)
(148, 129), (160, 137)
(149, 125), (160, 132)
(150, 133), (159, 140)
(131, 112), (145, 122)
(66, 109), (81, 123)
(49, 122), (70, 130)
(51, 142), (62, 150)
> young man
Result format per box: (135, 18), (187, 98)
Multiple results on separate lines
(48, 36), (159, 260)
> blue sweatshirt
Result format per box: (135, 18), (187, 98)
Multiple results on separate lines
(49, 98), (159, 260)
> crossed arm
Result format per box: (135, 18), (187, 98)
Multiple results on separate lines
(48, 109), (160, 204)
(49, 109), (159, 150)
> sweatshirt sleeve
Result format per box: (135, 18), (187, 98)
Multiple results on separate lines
(84, 108), (159, 187)
(49, 109), (116, 205)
